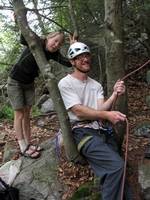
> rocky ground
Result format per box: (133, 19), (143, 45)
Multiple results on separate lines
(0, 58), (150, 200)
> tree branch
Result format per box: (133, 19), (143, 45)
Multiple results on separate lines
(0, 6), (13, 10)
(0, 62), (13, 66)
(68, 0), (79, 39)
(34, 12), (72, 35)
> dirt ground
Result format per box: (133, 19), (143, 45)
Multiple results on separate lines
(0, 58), (150, 200)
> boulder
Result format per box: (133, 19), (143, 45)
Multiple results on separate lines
(40, 98), (54, 113)
(1, 138), (65, 200)
(138, 161), (150, 200)
(146, 70), (150, 85)
(133, 120), (150, 138)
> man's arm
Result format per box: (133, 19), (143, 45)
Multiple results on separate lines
(97, 80), (125, 111)
(59, 79), (126, 124)
(71, 104), (126, 125)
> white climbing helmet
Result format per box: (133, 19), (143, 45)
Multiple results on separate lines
(67, 42), (90, 59)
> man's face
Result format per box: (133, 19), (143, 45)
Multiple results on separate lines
(71, 52), (91, 73)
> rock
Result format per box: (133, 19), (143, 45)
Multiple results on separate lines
(40, 98), (54, 113)
(0, 159), (22, 185)
(138, 161), (150, 200)
(12, 138), (65, 200)
(36, 118), (45, 127)
(3, 142), (17, 163)
(36, 94), (49, 108)
(133, 120), (150, 138)
(146, 70), (150, 85)
(0, 132), (6, 140)
(143, 188), (150, 200)
(145, 144), (150, 158)
(146, 95), (150, 107)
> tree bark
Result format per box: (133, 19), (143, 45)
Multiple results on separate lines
(68, 0), (79, 39)
(12, 0), (83, 163)
(104, 0), (128, 146)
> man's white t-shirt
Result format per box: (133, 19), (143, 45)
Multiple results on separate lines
(58, 74), (104, 127)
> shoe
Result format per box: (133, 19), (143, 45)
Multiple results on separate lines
(28, 144), (44, 152)
(21, 145), (41, 159)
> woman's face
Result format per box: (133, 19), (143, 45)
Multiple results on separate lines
(46, 33), (64, 52)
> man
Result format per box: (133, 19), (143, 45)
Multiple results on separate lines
(58, 42), (130, 200)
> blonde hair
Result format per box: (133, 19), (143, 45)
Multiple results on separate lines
(46, 31), (64, 41)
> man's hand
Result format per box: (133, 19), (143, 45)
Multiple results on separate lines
(106, 111), (126, 125)
(113, 80), (125, 96)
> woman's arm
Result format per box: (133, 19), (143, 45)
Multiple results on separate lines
(57, 51), (72, 68)
(20, 34), (28, 46)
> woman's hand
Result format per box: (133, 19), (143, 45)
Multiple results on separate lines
(69, 32), (78, 44)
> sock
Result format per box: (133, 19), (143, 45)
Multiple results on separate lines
(24, 138), (29, 146)
(18, 139), (27, 153)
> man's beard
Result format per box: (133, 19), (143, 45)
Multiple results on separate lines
(75, 66), (90, 73)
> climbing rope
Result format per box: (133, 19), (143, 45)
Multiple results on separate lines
(121, 59), (150, 81)
(115, 59), (150, 200)
(120, 118), (129, 200)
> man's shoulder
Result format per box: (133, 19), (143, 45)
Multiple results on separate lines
(58, 74), (71, 87)
(88, 77), (102, 86)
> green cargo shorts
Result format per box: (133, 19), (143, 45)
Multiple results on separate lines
(7, 77), (35, 110)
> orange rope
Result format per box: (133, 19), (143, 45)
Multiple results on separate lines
(112, 59), (150, 112)
(121, 59), (150, 81)
(112, 59), (150, 200)
(120, 118), (129, 200)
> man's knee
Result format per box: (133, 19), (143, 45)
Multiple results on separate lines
(112, 156), (124, 172)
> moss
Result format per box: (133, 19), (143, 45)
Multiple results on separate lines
(69, 181), (102, 200)
(33, 164), (57, 184)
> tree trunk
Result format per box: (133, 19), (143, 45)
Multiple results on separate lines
(104, 0), (128, 146)
(68, 0), (79, 35)
(12, 0), (83, 163)
(142, 9), (150, 56)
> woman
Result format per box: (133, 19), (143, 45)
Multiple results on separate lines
(7, 31), (72, 158)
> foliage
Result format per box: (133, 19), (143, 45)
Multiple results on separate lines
(32, 105), (41, 117)
(0, 15), (21, 72)
(69, 180), (101, 200)
(0, 105), (14, 120)
(124, 0), (150, 56)
(0, 104), (41, 120)
(50, 0), (71, 32)
(51, 0), (104, 38)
